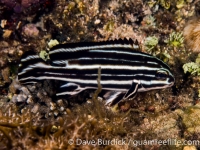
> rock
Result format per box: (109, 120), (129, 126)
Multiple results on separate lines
(16, 94), (27, 102)
(175, 103), (200, 135)
(22, 23), (39, 38)
(1, 67), (11, 83)
(21, 87), (30, 96)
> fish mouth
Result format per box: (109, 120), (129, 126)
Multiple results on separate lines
(169, 82), (174, 87)
(168, 76), (175, 87)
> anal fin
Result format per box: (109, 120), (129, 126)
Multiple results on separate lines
(56, 82), (84, 97)
(103, 80), (140, 106)
(103, 91), (124, 106)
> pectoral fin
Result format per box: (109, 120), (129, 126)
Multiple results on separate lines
(123, 81), (139, 100)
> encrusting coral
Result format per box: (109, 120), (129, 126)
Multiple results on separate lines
(183, 18), (200, 52)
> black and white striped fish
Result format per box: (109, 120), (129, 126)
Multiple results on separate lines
(18, 39), (175, 106)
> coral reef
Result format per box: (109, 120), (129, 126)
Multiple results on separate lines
(0, 0), (55, 34)
(0, 0), (200, 149)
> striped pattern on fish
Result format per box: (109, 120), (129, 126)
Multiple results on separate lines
(18, 38), (175, 106)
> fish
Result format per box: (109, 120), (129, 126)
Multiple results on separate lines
(18, 38), (175, 106)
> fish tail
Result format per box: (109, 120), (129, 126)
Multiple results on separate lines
(18, 51), (50, 84)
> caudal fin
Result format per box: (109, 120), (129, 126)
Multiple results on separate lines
(18, 51), (49, 84)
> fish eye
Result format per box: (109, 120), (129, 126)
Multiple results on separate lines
(155, 70), (169, 79)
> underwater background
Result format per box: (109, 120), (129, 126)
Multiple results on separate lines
(0, 0), (200, 149)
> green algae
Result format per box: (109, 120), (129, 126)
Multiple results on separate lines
(165, 32), (184, 48)
(183, 54), (200, 76)
(39, 50), (49, 61)
(145, 36), (159, 51)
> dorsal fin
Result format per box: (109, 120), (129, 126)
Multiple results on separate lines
(20, 51), (38, 61)
(50, 38), (139, 52)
